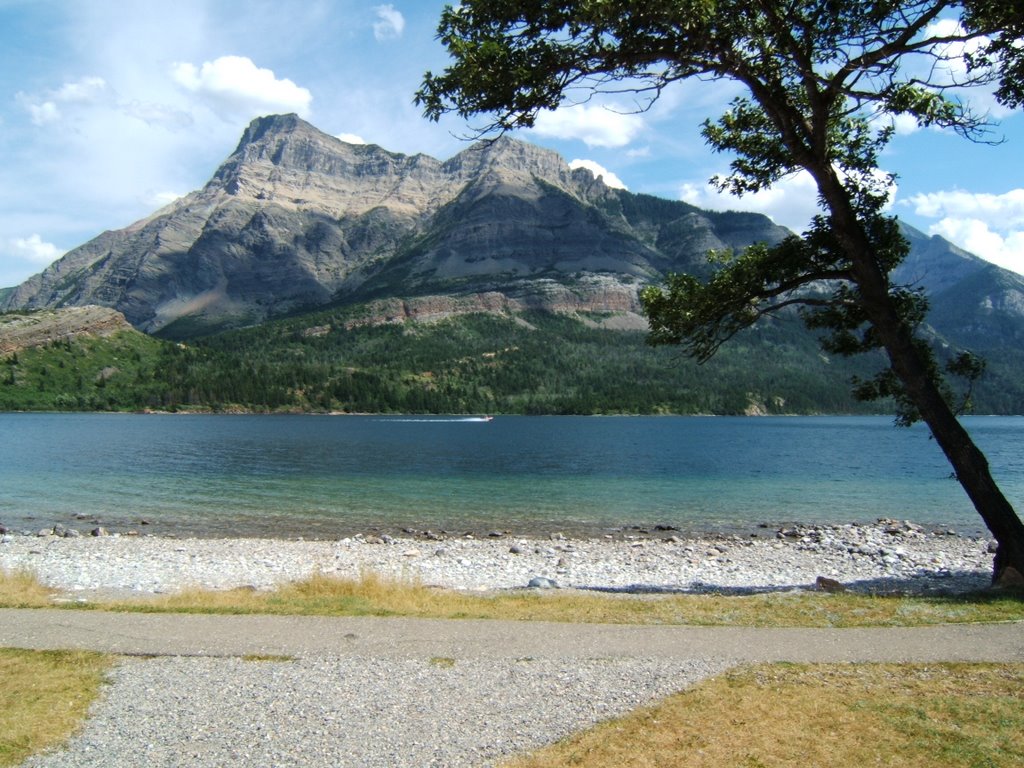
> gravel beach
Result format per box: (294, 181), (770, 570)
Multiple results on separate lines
(0, 518), (996, 597)
(1, 520), (999, 768)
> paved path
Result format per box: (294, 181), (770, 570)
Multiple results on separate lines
(5, 610), (1023, 767)
(3, 608), (1023, 662)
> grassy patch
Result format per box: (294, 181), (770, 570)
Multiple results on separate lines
(0, 648), (112, 768)
(0, 569), (56, 608)
(240, 653), (295, 663)
(76, 573), (1024, 627)
(4, 570), (1023, 627)
(504, 663), (1024, 768)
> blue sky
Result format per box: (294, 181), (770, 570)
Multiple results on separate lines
(1, 0), (1021, 289)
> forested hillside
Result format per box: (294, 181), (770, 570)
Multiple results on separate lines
(5, 303), (1022, 415)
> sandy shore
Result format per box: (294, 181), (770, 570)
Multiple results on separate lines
(1, 519), (996, 596)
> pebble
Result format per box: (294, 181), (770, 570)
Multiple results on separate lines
(0, 519), (995, 596)
(0, 518), (999, 768)
(19, 655), (727, 768)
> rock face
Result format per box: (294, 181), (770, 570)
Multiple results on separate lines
(0, 114), (788, 337)
(4, 113), (1023, 352)
(0, 306), (134, 357)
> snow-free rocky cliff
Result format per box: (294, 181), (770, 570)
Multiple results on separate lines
(1, 114), (789, 336)
(4, 113), (1024, 354)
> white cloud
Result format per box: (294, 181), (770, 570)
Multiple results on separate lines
(144, 191), (186, 209)
(54, 76), (108, 103)
(568, 159), (627, 190)
(913, 19), (1009, 120)
(679, 165), (901, 233)
(171, 55), (313, 119)
(18, 75), (109, 125)
(24, 100), (60, 126)
(121, 101), (194, 130)
(532, 104), (644, 148)
(908, 189), (1024, 223)
(372, 4), (405, 41)
(890, 113), (923, 136)
(680, 171), (822, 233)
(929, 218), (1024, 274)
(335, 132), (366, 144)
(907, 188), (1024, 274)
(8, 234), (63, 265)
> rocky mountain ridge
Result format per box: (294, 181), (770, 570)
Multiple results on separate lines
(0, 114), (789, 336)
(0, 306), (133, 358)
(2, 113), (1023, 369)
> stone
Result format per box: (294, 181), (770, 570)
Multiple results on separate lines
(509, 545), (524, 555)
(815, 576), (847, 593)
(987, 539), (999, 554)
(91, 527), (109, 537)
(402, 548), (421, 557)
(994, 566), (1024, 589)
(527, 577), (559, 589)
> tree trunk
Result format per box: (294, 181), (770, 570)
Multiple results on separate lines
(865, 284), (1024, 584)
(831, 201), (1024, 583)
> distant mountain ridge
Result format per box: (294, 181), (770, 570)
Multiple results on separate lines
(1, 114), (791, 336)
(3, 113), (1023, 371)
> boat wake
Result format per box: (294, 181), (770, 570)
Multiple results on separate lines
(378, 417), (493, 423)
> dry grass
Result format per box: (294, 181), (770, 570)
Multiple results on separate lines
(4, 569), (1023, 627)
(2, 569), (1023, 766)
(0, 648), (112, 768)
(112, 572), (1024, 628)
(0, 569), (56, 608)
(505, 663), (1024, 768)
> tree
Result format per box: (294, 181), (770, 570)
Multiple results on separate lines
(417, 0), (1024, 583)
(963, 0), (1024, 108)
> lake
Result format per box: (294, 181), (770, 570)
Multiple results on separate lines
(1, 413), (1021, 538)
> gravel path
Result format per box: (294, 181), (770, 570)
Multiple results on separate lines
(18, 655), (724, 768)
(0, 520), (1006, 767)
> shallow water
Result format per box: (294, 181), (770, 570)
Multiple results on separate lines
(2, 413), (1021, 537)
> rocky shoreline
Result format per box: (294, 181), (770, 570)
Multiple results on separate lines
(0, 518), (997, 597)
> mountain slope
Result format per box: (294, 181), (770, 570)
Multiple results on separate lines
(2, 113), (1023, 413)
(1, 114), (789, 337)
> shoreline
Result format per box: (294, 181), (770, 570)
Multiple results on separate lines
(1, 518), (996, 598)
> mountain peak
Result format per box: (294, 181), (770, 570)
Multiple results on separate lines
(9, 114), (998, 349)
(236, 113), (310, 146)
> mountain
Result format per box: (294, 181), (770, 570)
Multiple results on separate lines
(1, 114), (789, 337)
(3, 113), (1024, 415)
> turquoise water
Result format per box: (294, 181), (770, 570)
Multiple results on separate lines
(1, 413), (1022, 537)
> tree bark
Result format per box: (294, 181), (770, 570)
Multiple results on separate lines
(823, 180), (1024, 583)
(863, 277), (1024, 583)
